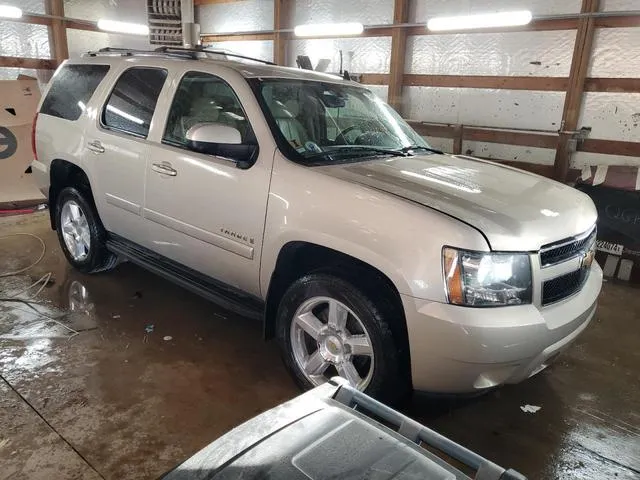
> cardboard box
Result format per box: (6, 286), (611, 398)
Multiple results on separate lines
(0, 76), (45, 209)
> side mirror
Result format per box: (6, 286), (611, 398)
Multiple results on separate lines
(185, 123), (258, 169)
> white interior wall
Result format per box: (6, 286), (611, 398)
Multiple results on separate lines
(198, 0), (274, 34)
(64, 0), (153, 57)
(365, 85), (389, 101)
(403, 87), (565, 131)
(581, 25), (640, 164)
(288, 37), (392, 73)
(203, 40), (275, 63)
(291, 0), (394, 26)
(411, 0), (582, 23)
(590, 28), (640, 78)
(1, 0), (637, 168)
(0, 0), (48, 80)
(462, 142), (556, 165)
(407, 30), (575, 77)
(63, 0), (148, 23)
(600, 0), (640, 11)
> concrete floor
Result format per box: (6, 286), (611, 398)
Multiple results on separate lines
(0, 212), (638, 480)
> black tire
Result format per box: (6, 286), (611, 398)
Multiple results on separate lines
(276, 272), (411, 406)
(55, 187), (118, 274)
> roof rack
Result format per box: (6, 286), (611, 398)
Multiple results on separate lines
(86, 46), (275, 66)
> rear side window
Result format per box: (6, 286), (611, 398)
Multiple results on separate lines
(40, 64), (110, 121)
(102, 67), (167, 138)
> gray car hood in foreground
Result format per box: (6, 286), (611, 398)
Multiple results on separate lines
(317, 154), (597, 251)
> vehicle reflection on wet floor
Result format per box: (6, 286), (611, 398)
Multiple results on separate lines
(0, 212), (639, 479)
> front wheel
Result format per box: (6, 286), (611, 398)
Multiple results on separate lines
(276, 272), (410, 405)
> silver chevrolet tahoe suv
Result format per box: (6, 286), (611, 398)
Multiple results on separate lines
(32, 47), (602, 405)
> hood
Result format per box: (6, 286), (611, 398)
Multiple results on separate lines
(316, 154), (597, 251)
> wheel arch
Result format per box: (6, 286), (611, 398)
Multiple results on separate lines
(49, 159), (94, 230)
(264, 240), (413, 391)
(264, 241), (408, 338)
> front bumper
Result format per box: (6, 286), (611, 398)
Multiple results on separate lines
(402, 262), (603, 393)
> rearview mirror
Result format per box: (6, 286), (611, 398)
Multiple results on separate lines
(185, 123), (258, 169)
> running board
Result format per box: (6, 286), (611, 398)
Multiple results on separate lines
(106, 234), (264, 321)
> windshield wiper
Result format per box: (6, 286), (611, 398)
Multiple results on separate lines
(399, 145), (444, 155)
(303, 146), (409, 162)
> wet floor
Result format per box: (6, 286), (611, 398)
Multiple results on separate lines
(0, 212), (638, 479)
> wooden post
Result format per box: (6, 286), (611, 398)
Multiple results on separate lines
(453, 124), (463, 155)
(274, 0), (290, 65)
(387, 0), (409, 111)
(553, 0), (599, 181)
(45, 0), (68, 65)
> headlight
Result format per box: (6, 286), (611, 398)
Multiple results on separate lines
(443, 247), (532, 307)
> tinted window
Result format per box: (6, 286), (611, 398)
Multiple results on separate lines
(102, 67), (167, 138)
(163, 71), (254, 147)
(40, 64), (110, 121)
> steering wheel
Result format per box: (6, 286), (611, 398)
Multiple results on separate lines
(335, 125), (363, 145)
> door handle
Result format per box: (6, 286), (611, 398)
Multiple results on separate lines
(87, 140), (105, 154)
(151, 162), (177, 176)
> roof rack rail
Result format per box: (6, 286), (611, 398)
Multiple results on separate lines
(154, 46), (276, 65)
(86, 47), (197, 59)
(85, 46), (276, 65)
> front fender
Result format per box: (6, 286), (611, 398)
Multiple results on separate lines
(260, 154), (489, 301)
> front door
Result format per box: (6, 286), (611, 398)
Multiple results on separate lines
(87, 66), (168, 247)
(144, 70), (274, 297)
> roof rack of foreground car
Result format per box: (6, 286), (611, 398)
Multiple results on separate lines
(85, 46), (276, 65)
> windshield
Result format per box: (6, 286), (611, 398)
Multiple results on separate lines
(255, 79), (434, 164)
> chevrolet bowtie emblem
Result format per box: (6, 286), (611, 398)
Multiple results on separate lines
(581, 249), (595, 270)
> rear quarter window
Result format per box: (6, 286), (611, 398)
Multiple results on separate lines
(40, 64), (110, 121)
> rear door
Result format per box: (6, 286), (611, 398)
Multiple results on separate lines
(86, 65), (169, 247)
(35, 63), (111, 197)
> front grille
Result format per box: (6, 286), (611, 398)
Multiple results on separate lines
(540, 227), (597, 267)
(542, 268), (589, 305)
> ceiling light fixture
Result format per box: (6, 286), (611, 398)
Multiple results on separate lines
(97, 19), (150, 36)
(0, 5), (22, 18)
(427, 10), (533, 31)
(294, 22), (364, 38)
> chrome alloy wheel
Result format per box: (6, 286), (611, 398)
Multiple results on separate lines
(290, 296), (374, 390)
(60, 200), (91, 261)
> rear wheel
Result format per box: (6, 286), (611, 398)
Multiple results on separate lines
(277, 272), (410, 405)
(55, 187), (117, 274)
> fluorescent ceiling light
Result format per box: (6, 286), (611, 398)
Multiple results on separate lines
(427, 10), (532, 31)
(0, 5), (22, 18)
(97, 19), (149, 36)
(294, 22), (364, 38)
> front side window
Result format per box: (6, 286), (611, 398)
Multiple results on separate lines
(102, 67), (167, 138)
(163, 71), (255, 147)
(255, 79), (432, 165)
